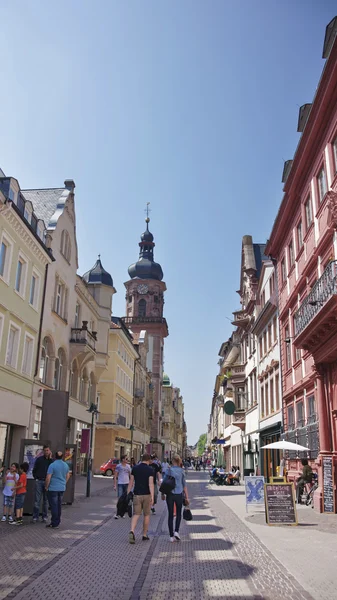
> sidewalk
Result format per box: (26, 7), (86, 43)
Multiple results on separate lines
(214, 480), (337, 600)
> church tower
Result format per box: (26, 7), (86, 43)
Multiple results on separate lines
(123, 215), (168, 457)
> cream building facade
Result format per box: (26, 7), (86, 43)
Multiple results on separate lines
(0, 174), (53, 463)
(23, 181), (114, 473)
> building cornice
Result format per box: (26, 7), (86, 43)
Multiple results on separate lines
(2, 205), (52, 267)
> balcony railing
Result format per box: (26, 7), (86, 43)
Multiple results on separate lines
(70, 324), (97, 351)
(281, 418), (319, 459)
(122, 316), (167, 325)
(97, 414), (127, 427)
(294, 261), (337, 338)
(135, 388), (145, 399)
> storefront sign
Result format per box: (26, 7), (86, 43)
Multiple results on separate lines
(244, 476), (265, 511)
(265, 483), (298, 526)
(322, 456), (335, 513)
(80, 429), (90, 454)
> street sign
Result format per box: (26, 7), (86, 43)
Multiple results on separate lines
(244, 476), (265, 512)
(265, 483), (298, 526)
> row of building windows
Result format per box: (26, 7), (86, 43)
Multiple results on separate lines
(117, 340), (133, 369)
(0, 232), (41, 310)
(116, 396), (132, 428)
(116, 365), (132, 395)
(260, 369), (280, 418)
(259, 317), (278, 359)
(287, 394), (316, 429)
(281, 136), (337, 283)
(0, 314), (35, 375)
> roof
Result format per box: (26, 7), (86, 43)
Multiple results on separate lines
(253, 244), (268, 279)
(22, 188), (68, 229)
(83, 257), (113, 288)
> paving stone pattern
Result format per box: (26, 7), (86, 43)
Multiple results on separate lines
(0, 473), (319, 600)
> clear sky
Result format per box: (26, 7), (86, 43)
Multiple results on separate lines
(1, 1), (336, 444)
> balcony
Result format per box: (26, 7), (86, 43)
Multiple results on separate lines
(96, 414), (127, 428)
(134, 388), (145, 404)
(231, 364), (246, 384)
(122, 316), (168, 335)
(294, 261), (337, 354)
(281, 416), (319, 459)
(70, 322), (96, 367)
(232, 309), (250, 329)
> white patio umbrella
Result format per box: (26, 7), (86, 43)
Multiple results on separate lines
(260, 440), (310, 452)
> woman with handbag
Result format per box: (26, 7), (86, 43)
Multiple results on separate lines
(161, 454), (189, 542)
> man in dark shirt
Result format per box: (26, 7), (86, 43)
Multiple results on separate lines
(32, 445), (53, 523)
(127, 453), (154, 544)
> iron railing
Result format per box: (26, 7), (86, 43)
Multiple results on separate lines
(294, 261), (337, 337)
(97, 414), (127, 427)
(122, 316), (167, 325)
(281, 418), (319, 459)
(70, 326), (96, 351)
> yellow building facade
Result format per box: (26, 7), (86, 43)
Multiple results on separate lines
(94, 317), (138, 470)
(0, 175), (52, 463)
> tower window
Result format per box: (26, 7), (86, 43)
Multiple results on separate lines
(154, 295), (159, 303)
(138, 299), (146, 317)
(129, 296), (132, 303)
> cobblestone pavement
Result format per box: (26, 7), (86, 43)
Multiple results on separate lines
(0, 472), (332, 600)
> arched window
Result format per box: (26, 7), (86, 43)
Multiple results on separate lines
(60, 230), (71, 262)
(54, 348), (67, 390)
(70, 360), (79, 398)
(89, 372), (96, 406)
(79, 368), (88, 405)
(39, 336), (54, 385)
(138, 299), (146, 317)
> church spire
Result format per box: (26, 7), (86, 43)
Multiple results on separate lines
(128, 209), (164, 281)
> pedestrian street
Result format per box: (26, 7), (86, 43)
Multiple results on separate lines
(0, 471), (336, 600)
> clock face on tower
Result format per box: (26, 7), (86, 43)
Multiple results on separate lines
(137, 283), (149, 294)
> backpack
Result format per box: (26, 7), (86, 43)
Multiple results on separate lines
(159, 467), (176, 494)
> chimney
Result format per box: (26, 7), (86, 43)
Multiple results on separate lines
(64, 179), (75, 192)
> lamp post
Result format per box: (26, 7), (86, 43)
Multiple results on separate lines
(86, 402), (99, 498)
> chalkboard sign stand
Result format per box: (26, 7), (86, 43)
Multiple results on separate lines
(265, 482), (298, 526)
(322, 455), (336, 514)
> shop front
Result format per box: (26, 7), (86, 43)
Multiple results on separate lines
(259, 420), (282, 481)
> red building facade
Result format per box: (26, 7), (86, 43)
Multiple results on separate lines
(266, 19), (337, 512)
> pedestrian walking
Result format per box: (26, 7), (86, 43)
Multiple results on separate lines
(45, 451), (70, 529)
(114, 455), (131, 519)
(127, 453), (154, 544)
(149, 454), (161, 514)
(161, 458), (169, 476)
(161, 454), (190, 542)
(32, 445), (53, 523)
(1, 463), (19, 522)
(10, 462), (29, 525)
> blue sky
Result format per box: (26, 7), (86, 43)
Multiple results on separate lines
(1, 1), (336, 444)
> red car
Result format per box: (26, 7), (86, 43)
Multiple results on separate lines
(100, 458), (119, 476)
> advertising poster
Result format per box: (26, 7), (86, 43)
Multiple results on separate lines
(23, 444), (44, 479)
(244, 476), (265, 511)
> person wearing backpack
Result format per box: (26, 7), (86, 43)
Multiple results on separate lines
(161, 454), (189, 542)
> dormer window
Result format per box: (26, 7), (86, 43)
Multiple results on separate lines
(24, 204), (32, 224)
(60, 230), (71, 262)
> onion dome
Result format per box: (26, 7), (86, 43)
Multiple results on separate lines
(83, 255), (113, 287)
(128, 217), (163, 281)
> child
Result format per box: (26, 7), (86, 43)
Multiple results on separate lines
(11, 462), (29, 525)
(2, 463), (19, 522)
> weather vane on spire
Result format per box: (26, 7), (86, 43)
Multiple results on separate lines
(145, 202), (151, 224)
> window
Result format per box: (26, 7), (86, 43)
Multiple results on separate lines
(297, 221), (303, 250)
(74, 302), (81, 328)
(270, 378), (274, 412)
(24, 204), (32, 224)
(333, 136), (337, 173)
(0, 240), (8, 280)
(317, 167), (327, 202)
(29, 271), (40, 309)
(0, 313), (4, 350)
(281, 259), (286, 283)
(268, 324), (272, 349)
(288, 241), (294, 267)
(275, 372), (280, 411)
(297, 401), (304, 426)
(263, 330), (267, 355)
(53, 349), (65, 390)
(33, 408), (42, 440)
(273, 316), (278, 343)
(22, 334), (34, 375)
(285, 326), (291, 369)
(70, 360), (79, 398)
(138, 299), (146, 317)
(265, 382), (269, 415)
(60, 230), (71, 262)
(261, 386), (265, 417)
(259, 337), (263, 359)
(305, 195), (313, 229)
(307, 394), (316, 422)
(295, 347), (301, 362)
(6, 323), (21, 368)
(54, 277), (68, 321)
(287, 405), (295, 429)
(15, 255), (27, 296)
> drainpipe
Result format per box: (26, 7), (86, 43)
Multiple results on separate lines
(34, 262), (49, 378)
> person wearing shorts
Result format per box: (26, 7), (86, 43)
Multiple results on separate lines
(11, 462), (29, 525)
(127, 453), (154, 544)
(2, 463), (19, 522)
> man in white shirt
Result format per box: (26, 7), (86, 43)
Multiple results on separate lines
(114, 455), (131, 519)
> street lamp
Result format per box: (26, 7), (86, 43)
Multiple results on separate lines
(86, 402), (99, 498)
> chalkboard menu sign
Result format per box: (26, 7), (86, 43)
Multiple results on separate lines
(265, 483), (298, 526)
(322, 456), (335, 514)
